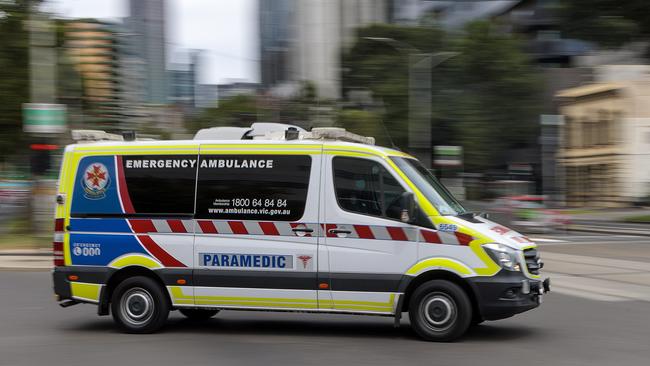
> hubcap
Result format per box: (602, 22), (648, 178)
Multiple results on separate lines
(120, 287), (154, 326)
(421, 293), (457, 331)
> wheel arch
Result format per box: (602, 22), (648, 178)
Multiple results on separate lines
(98, 266), (168, 316)
(400, 270), (481, 321)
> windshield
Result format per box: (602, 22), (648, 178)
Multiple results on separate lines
(390, 157), (466, 216)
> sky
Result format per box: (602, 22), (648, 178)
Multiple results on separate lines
(47, 0), (259, 85)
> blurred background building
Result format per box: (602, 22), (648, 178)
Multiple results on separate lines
(127, 0), (168, 104)
(5, 0), (650, 240)
(260, 0), (388, 99)
(64, 20), (122, 130)
(557, 66), (650, 207)
(168, 51), (199, 111)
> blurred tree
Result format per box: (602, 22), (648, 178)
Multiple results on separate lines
(343, 21), (541, 172)
(0, 0), (34, 163)
(187, 82), (329, 134)
(336, 109), (390, 147)
(440, 21), (541, 171)
(342, 24), (445, 149)
(188, 94), (261, 132)
(559, 0), (648, 48)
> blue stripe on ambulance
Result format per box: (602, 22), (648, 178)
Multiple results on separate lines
(69, 233), (148, 266)
(69, 218), (133, 233)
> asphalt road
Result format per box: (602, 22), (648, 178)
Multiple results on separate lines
(1, 233), (649, 366)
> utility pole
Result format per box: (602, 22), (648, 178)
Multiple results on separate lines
(364, 37), (457, 168)
(25, 3), (61, 235)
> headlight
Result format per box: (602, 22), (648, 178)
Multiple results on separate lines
(482, 243), (521, 271)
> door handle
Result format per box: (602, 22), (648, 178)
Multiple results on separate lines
(292, 227), (314, 233)
(328, 229), (351, 235)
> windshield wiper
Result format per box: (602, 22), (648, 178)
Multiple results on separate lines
(456, 211), (488, 222)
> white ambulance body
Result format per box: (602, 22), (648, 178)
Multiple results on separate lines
(52, 124), (549, 341)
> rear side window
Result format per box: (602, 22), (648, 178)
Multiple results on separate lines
(332, 157), (406, 221)
(122, 155), (197, 215)
(196, 155), (311, 221)
(71, 154), (197, 216)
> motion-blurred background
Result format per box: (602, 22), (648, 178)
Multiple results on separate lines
(1, 0), (650, 245)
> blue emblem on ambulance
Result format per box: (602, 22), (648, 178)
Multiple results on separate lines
(81, 162), (110, 200)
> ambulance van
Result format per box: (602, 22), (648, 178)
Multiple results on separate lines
(52, 124), (549, 341)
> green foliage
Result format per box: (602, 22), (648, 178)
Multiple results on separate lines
(187, 82), (327, 134)
(623, 215), (650, 224)
(440, 21), (541, 171)
(343, 21), (541, 171)
(188, 94), (261, 132)
(343, 24), (445, 148)
(336, 109), (390, 147)
(0, 0), (32, 162)
(559, 0), (649, 48)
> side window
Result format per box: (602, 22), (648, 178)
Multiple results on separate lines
(332, 157), (406, 221)
(196, 155), (311, 221)
(71, 154), (197, 216)
(121, 155), (197, 215)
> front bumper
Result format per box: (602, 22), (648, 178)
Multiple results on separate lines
(468, 271), (550, 321)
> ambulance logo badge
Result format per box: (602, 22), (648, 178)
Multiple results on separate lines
(297, 255), (313, 270)
(82, 163), (110, 199)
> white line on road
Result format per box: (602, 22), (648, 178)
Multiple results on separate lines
(528, 237), (565, 243)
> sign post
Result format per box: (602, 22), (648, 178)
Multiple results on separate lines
(23, 103), (66, 134)
(434, 145), (465, 200)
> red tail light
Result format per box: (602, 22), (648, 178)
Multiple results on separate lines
(53, 218), (65, 266)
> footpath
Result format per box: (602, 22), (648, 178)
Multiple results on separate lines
(564, 208), (650, 237)
(0, 249), (52, 270)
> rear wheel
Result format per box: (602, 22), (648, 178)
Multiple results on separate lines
(111, 276), (170, 334)
(409, 280), (472, 342)
(179, 309), (220, 320)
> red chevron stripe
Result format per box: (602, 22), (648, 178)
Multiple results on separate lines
(137, 235), (185, 267)
(387, 227), (408, 241)
(421, 230), (441, 244)
(354, 225), (374, 239)
(454, 232), (473, 245)
(229, 221), (248, 235)
(259, 222), (280, 236)
(129, 219), (156, 233)
(115, 156), (135, 214)
(167, 219), (187, 233)
(197, 220), (217, 234)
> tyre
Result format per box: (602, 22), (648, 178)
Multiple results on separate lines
(408, 280), (472, 342)
(471, 318), (485, 326)
(111, 276), (170, 334)
(179, 308), (220, 320)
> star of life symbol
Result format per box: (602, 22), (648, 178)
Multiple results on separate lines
(82, 163), (109, 199)
(297, 255), (312, 270)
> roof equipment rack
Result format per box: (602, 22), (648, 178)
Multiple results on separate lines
(193, 123), (374, 145)
(71, 130), (124, 143)
(303, 127), (375, 145)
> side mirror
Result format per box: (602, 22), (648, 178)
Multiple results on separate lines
(399, 192), (416, 223)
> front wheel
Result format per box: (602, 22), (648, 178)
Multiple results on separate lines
(409, 280), (472, 342)
(111, 276), (170, 334)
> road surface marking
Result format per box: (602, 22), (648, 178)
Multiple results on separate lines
(529, 237), (565, 243)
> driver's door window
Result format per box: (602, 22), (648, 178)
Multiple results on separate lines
(332, 157), (405, 221)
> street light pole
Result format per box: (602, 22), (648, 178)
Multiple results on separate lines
(363, 37), (457, 167)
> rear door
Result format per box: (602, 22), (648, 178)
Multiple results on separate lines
(68, 151), (198, 305)
(192, 146), (322, 310)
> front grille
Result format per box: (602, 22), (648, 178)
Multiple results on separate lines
(523, 248), (541, 275)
